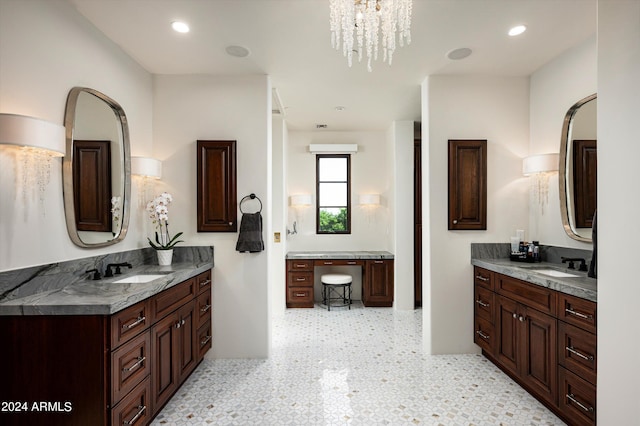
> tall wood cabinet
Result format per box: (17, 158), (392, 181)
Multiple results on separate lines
(473, 266), (597, 426)
(0, 269), (212, 426)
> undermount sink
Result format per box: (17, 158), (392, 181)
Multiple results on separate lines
(113, 274), (168, 284)
(531, 269), (580, 278)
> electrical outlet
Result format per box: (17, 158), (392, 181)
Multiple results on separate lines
(274, 232), (281, 243)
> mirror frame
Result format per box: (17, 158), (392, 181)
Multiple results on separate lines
(63, 87), (131, 248)
(558, 93), (596, 243)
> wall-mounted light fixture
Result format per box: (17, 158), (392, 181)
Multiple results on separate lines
(288, 194), (312, 235)
(523, 153), (559, 213)
(131, 156), (162, 206)
(0, 113), (65, 209)
(308, 144), (358, 154)
(358, 193), (380, 206)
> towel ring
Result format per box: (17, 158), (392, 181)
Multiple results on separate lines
(240, 193), (262, 214)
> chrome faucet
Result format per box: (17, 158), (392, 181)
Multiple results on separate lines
(561, 257), (588, 272)
(105, 262), (132, 277)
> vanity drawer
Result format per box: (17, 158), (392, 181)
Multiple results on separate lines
(496, 275), (556, 316)
(111, 331), (151, 405)
(558, 366), (596, 426)
(474, 316), (495, 354)
(558, 322), (597, 385)
(110, 376), (151, 426)
(558, 294), (596, 334)
(196, 291), (212, 330)
(111, 299), (150, 349)
(474, 267), (494, 291)
(151, 277), (197, 320)
(196, 270), (212, 294)
(287, 272), (313, 287)
(286, 286), (314, 308)
(197, 321), (213, 361)
(287, 260), (313, 271)
(474, 285), (494, 324)
(314, 259), (364, 267)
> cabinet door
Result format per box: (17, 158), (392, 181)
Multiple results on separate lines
(448, 139), (487, 230)
(495, 295), (519, 373)
(520, 306), (557, 405)
(197, 140), (237, 232)
(364, 260), (394, 307)
(151, 312), (179, 411)
(177, 301), (198, 383)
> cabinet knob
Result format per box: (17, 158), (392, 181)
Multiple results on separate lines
(512, 313), (518, 319)
(518, 315), (525, 322)
(453, 220), (458, 224)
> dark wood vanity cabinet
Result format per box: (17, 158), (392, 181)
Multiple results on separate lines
(362, 259), (394, 307)
(448, 140), (487, 230)
(196, 140), (237, 232)
(286, 260), (315, 308)
(0, 269), (212, 426)
(473, 267), (597, 426)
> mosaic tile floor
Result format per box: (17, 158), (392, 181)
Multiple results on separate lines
(152, 303), (565, 425)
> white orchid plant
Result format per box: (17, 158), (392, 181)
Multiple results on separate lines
(146, 192), (184, 250)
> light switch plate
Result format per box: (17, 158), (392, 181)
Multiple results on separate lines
(274, 232), (281, 243)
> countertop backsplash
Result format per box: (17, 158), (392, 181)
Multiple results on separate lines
(471, 242), (593, 264)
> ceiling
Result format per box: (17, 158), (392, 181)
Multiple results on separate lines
(68, 0), (596, 132)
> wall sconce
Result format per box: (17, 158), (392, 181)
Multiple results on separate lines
(358, 194), (380, 206)
(0, 113), (65, 209)
(288, 194), (312, 235)
(131, 156), (162, 206)
(523, 153), (559, 213)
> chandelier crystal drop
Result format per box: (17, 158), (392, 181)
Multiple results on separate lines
(330, 0), (412, 72)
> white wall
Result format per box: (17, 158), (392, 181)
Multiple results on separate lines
(597, 1), (640, 423)
(391, 121), (415, 311)
(0, 0), (153, 271)
(152, 74), (271, 359)
(422, 75), (530, 354)
(529, 36), (596, 248)
(270, 117), (287, 317)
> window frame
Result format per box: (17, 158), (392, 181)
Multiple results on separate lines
(316, 154), (351, 234)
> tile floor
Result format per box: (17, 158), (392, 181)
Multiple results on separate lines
(152, 303), (565, 425)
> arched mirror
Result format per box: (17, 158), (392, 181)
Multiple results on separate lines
(63, 87), (131, 247)
(559, 94), (596, 243)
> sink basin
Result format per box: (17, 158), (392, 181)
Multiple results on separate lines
(531, 269), (580, 278)
(113, 274), (167, 284)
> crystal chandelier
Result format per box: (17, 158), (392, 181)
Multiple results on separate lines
(330, 0), (412, 72)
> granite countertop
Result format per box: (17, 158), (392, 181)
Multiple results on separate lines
(286, 251), (394, 260)
(0, 262), (212, 316)
(471, 258), (597, 302)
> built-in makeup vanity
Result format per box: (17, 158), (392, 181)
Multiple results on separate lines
(0, 247), (213, 426)
(472, 244), (597, 426)
(285, 251), (394, 308)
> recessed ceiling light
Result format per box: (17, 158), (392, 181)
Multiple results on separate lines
(446, 47), (472, 60)
(171, 21), (190, 33)
(508, 25), (527, 36)
(335, 106), (346, 111)
(225, 45), (250, 58)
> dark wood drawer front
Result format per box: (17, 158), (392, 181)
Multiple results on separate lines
(196, 291), (212, 330)
(152, 278), (196, 320)
(287, 272), (313, 287)
(111, 376), (151, 426)
(497, 275), (556, 316)
(197, 322), (213, 361)
(286, 286), (314, 307)
(474, 285), (494, 324)
(474, 267), (494, 291)
(196, 270), (212, 294)
(558, 322), (597, 385)
(111, 300), (150, 349)
(313, 259), (364, 267)
(558, 294), (596, 334)
(558, 367), (596, 426)
(288, 260), (313, 271)
(474, 316), (494, 354)
(111, 331), (151, 404)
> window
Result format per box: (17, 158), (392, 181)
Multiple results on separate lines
(316, 154), (350, 234)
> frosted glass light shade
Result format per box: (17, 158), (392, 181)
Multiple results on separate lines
(359, 194), (380, 205)
(290, 194), (312, 206)
(131, 156), (162, 179)
(523, 153), (559, 176)
(0, 113), (65, 156)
